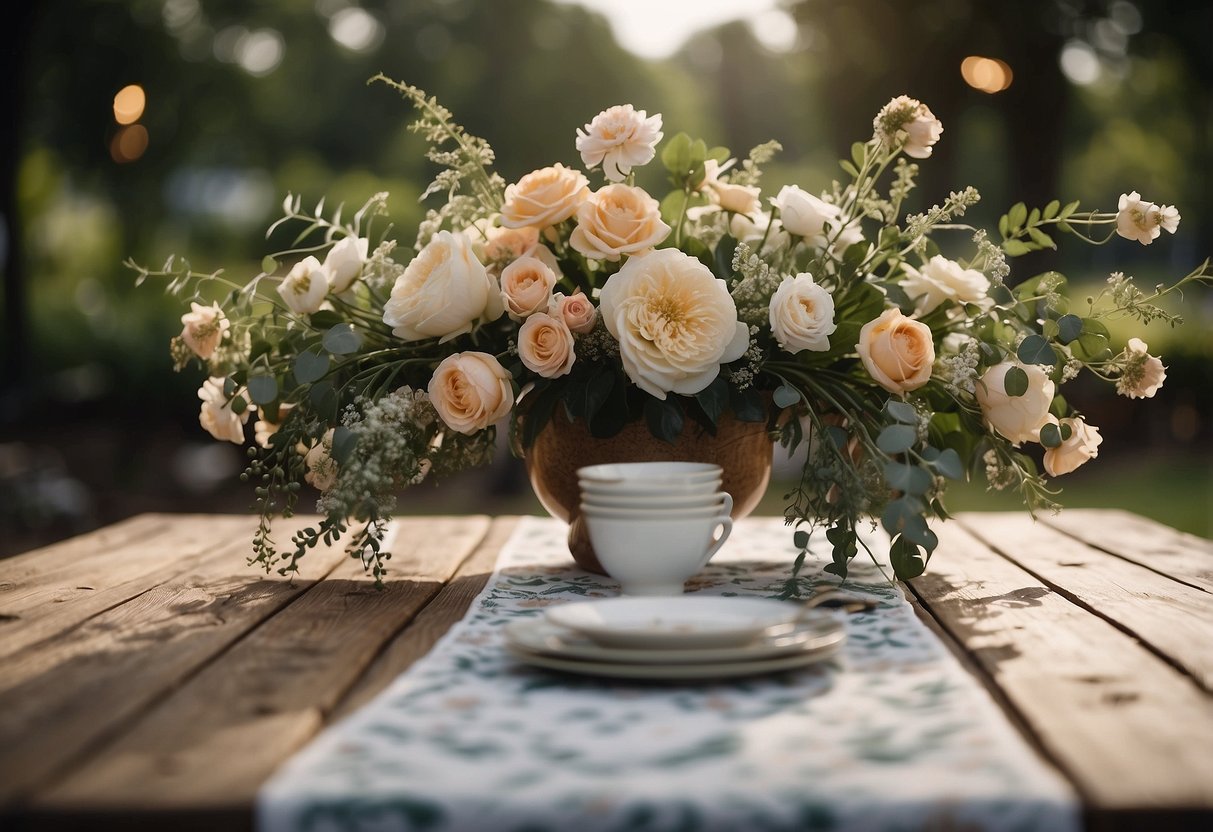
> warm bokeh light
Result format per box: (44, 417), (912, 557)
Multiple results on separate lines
(112, 84), (146, 124)
(961, 56), (1013, 94)
(110, 124), (149, 163)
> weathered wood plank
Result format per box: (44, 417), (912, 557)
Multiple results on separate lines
(1042, 508), (1213, 594)
(0, 514), (338, 805)
(909, 516), (1213, 815)
(0, 514), (262, 661)
(29, 516), (493, 818)
(956, 511), (1213, 692)
(333, 515), (519, 719)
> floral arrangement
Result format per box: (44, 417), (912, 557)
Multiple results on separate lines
(134, 76), (1209, 588)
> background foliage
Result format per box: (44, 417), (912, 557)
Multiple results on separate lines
(2, 0), (1210, 552)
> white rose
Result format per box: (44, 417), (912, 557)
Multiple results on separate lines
(179, 301), (229, 360)
(569, 184), (671, 261)
(501, 164), (589, 230)
(1043, 417), (1103, 477)
(1116, 337), (1167, 399)
(770, 185), (841, 244)
(428, 352), (515, 434)
(549, 291), (597, 334)
(856, 308), (935, 394)
(901, 255), (991, 314)
(198, 377), (249, 444)
(499, 255), (557, 319)
(598, 249), (749, 399)
(277, 256), (330, 314)
(518, 313), (576, 379)
(304, 428), (339, 492)
(382, 231), (504, 342)
(576, 104), (663, 182)
(976, 362), (1056, 445)
(324, 236), (369, 293)
(769, 273), (837, 353)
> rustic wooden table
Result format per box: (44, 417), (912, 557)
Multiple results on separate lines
(0, 510), (1210, 831)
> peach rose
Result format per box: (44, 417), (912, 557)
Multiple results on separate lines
(518, 313), (576, 378)
(598, 249), (748, 399)
(549, 291), (597, 334)
(856, 308), (935, 394)
(428, 352), (515, 434)
(180, 301), (229, 360)
(976, 362), (1055, 445)
(1043, 417), (1102, 476)
(500, 256), (558, 319)
(382, 231), (504, 342)
(482, 225), (540, 265)
(569, 184), (671, 262)
(500, 164), (589, 230)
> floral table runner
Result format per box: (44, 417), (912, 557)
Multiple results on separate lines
(258, 516), (1078, 832)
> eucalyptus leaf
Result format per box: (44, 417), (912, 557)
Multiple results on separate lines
(1039, 421), (1063, 449)
(247, 374), (279, 406)
(890, 537), (926, 580)
(1017, 334), (1058, 366)
(793, 530), (810, 549)
(1057, 314), (1083, 344)
(1003, 366), (1029, 397)
(884, 399), (918, 425)
(930, 448), (964, 480)
(261, 255), (278, 274)
(294, 350), (329, 384)
(773, 385), (801, 409)
(883, 461), (933, 495)
(323, 323), (362, 356)
(876, 424), (917, 454)
(331, 425), (358, 465)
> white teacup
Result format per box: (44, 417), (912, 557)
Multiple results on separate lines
(582, 511), (733, 596)
(581, 492), (734, 515)
(579, 477), (722, 499)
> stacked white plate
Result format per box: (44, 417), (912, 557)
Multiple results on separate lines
(505, 596), (845, 680)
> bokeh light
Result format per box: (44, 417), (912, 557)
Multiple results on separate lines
(110, 124), (149, 163)
(961, 56), (1013, 94)
(112, 84), (146, 125)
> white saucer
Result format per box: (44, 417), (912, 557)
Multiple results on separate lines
(543, 596), (807, 649)
(504, 639), (843, 680)
(505, 616), (844, 665)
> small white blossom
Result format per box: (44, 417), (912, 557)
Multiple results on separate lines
(198, 377), (249, 444)
(1116, 192), (1180, 246)
(278, 256), (330, 314)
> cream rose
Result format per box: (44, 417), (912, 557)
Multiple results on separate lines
(770, 185), (841, 244)
(323, 235), (368, 292)
(769, 273), (837, 353)
(598, 249), (749, 399)
(901, 255), (991, 314)
(569, 184), (671, 261)
(576, 104), (663, 182)
(500, 164), (589, 230)
(518, 313), (576, 379)
(428, 352), (515, 434)
(197, 377), (249, 444)
(1043, 417), (1103, 476)
(976, 362), (1056, 445)
(180, 301), (229, 360)
(500, 255), (558, 319)
(873, 95), (943, 159)
(856, 308), (935, 394)
(277, 256), (329, 314)
(382, 231), (504, 342)
(304, 428), (339, 492)
(549, 291), (597, 334)
(702, 159), (761, 214)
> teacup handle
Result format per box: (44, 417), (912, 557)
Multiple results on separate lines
(699, 516), (733, 568)
(719, 492), (734, 516)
